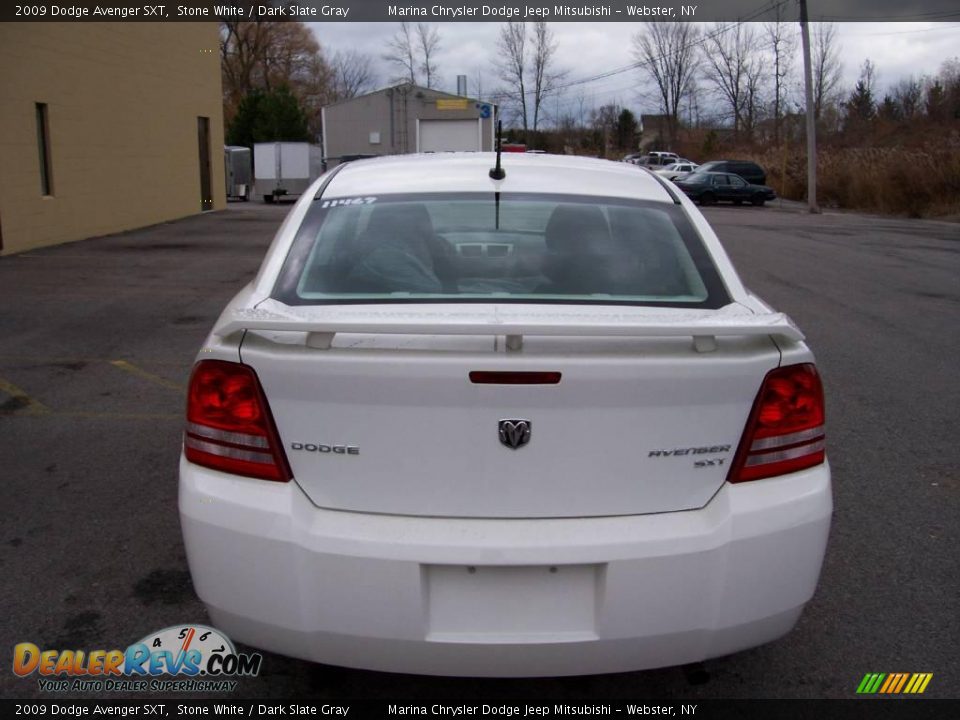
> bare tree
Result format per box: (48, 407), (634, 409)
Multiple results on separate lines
(812, 22), (843, 120)
(220, 21), (331, 132)
(742, 50), (766, 141)
(892, 76), (923, 119)
(494, 22), (529, 130)
(530, 22), (567, 131)
(591, 104), (621, 158)
(682, 78), (702, 127)
(330, 50), (375, 101)
(416, 23), (441, 89)
(575, 91), (588, 129)
(701, 23), (762, 141)
(384, 22), (417, 85)
(860, 58), (877, 97)
(766, 8), (797, 143)
(701, 41), (744, 133)
(632, 23), (700, 147)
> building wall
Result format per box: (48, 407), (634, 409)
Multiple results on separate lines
(323, 85), (496, 166)
(0, 23), (225, 256)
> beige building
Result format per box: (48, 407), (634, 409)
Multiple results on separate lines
(0, 23), (225, 256)
(322, 84), (497, 167)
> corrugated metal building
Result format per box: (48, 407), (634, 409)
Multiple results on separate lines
(0, 23), (225, 256)
(321, 84), (497, 166)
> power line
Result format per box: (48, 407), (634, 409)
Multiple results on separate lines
(542, 0), (791, 96)
(839, 22), (960, 36)
(816, 11), (960, 21)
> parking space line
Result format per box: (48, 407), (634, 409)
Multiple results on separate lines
(109, 360), (184, 391)
(0, 375), (50, 415)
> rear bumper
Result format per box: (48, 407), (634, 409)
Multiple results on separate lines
(179, 457), (831, 676)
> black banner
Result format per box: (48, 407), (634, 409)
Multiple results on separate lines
(1, 700), (958, 719)
(2, 0), (960, 23)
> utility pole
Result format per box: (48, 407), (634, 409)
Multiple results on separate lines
(799, 0), (820, 213)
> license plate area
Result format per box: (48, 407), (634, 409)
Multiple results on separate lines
(424, 564), (602, 643)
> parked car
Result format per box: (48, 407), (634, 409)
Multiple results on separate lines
(696, 160), (767, 185)
(674, 170), (777, 206)
(621, 152), (645, 164)
(180, 153), (830, 677)
(655, 161), (699, 180)
(636, 151), (680, 167)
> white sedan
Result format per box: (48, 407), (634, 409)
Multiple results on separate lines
(179, 153), (831, 677)
(655, 161), (700, 181)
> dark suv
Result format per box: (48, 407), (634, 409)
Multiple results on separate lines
(697, 160), (766, 185)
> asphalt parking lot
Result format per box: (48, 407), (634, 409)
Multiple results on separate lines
(1, 199), (958, 700)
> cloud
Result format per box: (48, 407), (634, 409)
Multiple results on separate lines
(309, 21), (960, 111)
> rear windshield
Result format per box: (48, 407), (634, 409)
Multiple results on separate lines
(272, 193), (730, 308)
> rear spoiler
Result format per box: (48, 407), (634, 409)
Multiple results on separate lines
(216, 306), (804, 352)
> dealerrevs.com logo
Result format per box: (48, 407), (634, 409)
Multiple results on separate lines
(13, 625), (262, 693)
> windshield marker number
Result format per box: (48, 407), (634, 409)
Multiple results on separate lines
(321, 197), (377, 208)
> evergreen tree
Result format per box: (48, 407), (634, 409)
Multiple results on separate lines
(616, 108), (639, 151)
(226, 86), (310, 147)
(846, 80), (876, 123)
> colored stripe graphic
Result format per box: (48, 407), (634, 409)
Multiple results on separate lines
(879, 674), (896, 693)
(858, 673), (932, 694)
(909, 673), (933, 694)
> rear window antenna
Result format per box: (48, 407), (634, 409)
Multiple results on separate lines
(489, 121), (506, 180)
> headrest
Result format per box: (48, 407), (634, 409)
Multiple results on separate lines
(544, 204), (611, 254)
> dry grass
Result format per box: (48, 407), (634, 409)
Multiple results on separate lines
(747, 144), (960, 219)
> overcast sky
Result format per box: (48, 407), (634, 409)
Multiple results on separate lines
(309, 22), (960, 119)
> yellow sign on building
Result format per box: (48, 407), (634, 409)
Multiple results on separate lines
(436, 99), (469, 111)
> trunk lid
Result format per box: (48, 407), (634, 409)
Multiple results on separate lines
(232, 302), (790, 518)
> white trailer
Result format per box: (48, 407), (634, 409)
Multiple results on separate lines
(254, 142), (324, 203)
(224, 146), (252, 201)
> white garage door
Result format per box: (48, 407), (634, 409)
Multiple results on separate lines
(418, 119), (481, 152)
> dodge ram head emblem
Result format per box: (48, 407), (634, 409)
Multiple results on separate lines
(498, 419), (531, 450)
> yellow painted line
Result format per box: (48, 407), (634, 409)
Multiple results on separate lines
(110, 360), (184, 391)
(0, 375), (50, 415)
(0, 355), (190, 365)
(903, 674), (919, 693)
(916, 673), (933, 694)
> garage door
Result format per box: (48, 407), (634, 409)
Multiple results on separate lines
(418, 119), (481, 152)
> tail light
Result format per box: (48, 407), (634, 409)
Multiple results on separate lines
(729, 363), (825, 483)
(184, 360), (291, 482)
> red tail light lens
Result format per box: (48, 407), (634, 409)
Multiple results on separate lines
(729, 363), (825, 483)
(184, 360), (291, 482)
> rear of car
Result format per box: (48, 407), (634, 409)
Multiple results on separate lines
(698, 160), (767, 186)
(638, 151), (680, 168)
(656, 162), (699, 180)
(179, 154), (830, 676)
(675, 171), (776, 206)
